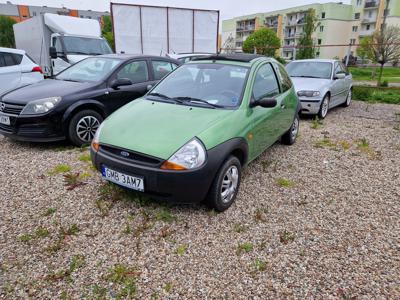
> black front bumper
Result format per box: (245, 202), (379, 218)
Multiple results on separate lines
(91, 144), (226, 204)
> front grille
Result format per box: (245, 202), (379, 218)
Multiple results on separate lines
(18, 126), (47, 136)
(100, 145), (163, 166)
(0, 102), (25, 115)
(0, 123), (13, 133)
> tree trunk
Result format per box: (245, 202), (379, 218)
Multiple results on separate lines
(377, 63), (384, 86)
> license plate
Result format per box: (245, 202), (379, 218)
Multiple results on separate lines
(102, 166), (144, 192)
(0, 115), (10, 126)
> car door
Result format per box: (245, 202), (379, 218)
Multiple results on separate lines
(248, 62), (282, 159)
(340, 62), (352, 100)
(331, 62), (346, 107)
(0, 52), (22, 95)
(106, 59), (151, 112)
(150, 59), (178, 87)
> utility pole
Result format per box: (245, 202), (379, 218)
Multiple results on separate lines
(382, 0), (390, 32)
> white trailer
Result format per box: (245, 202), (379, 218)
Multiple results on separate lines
(111, 3), (219, 55)
(13, 13), (113, 76)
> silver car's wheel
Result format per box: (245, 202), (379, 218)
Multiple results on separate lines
(343, 89), (352, 107)
(221, 166), (239, 204)
(76, 116), (100, 143)
(318, 95), (330, 119)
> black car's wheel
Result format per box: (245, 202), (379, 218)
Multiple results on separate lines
(282, 114), (300, 145)
(207, 156), (242, 212)
(318, 94), (330, 119)
(342, 89), (352, 107)
(68, 110), (103, 147)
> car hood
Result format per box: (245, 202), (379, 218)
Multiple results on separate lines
(66, 54), (92, 64)
(99, 99), (232, 160)
(1, 79), (94, 104)
(290, 77), (331, 92)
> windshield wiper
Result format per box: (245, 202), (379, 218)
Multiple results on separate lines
(174, 97), (223, 108)
(147, 92), (172, 100)
(292, 75), (324, 79)
(60, 78), (80, 82)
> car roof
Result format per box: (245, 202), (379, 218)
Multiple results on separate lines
(0, 47), (25, 55)
(98, 53), (180, 63)
(168, 53), (213, 58)
(290, 59), (337, 63)
(193, 53), (271, 64)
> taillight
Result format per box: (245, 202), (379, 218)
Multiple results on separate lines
(32, 66), (43, 74)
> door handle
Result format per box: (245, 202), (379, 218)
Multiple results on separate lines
(281, 104), (285, 109)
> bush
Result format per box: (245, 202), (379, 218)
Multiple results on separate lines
(274, 56), (287, 65)
(242, 28), (280, 57)
(353, 87), (373, 100)
(353, 86), (400, 104)
(379, 80), (389, 87)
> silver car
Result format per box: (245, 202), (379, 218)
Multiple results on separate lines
(286, 59), (352, 119)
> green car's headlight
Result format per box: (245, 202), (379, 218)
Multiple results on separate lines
(21, 97), (61, 115)
(91, 122), (105, 152)
(161, 139), (206, 170)
(297, 91), (320, 97)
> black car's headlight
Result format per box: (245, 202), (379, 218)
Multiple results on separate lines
(297, 91), (320, 97)
(20, 97), (61, 115)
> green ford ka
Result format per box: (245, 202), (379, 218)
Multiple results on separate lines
(91, 54), (301, 212)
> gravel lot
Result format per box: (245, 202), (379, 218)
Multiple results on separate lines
(0, 101), (399, 299)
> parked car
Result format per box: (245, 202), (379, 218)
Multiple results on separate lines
(167, 53), (213, 64)
(286, 59), (353, 119)
(91, 54), (301, 212)
(0, 47), (44, 96)
(0, 54), (180, 146)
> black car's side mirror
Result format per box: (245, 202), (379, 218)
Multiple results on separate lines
(146, 84), (153, 91)
(111, 78), (133, 90)
(49, 46), (58, 59)
(251, 97), (277, 108)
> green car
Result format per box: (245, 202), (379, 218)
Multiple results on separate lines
(91, 54), (300, 212)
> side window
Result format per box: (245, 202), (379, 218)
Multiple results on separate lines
(0, 53), (5, 67)
(3, 53), (18, 66)
(334, 62), (343, 75)
(12, 54), (23, 65)
(152, 60), (174, 80)
(117, 60), (149, 84)
(339, 62), (348, 74)
(252, 63), (280, 101)
(53, 37), (63, 54)
(274, 63), (292, 93)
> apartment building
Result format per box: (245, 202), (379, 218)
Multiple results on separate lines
(222, 0), (400, 60)
(0, 1), (108, 24)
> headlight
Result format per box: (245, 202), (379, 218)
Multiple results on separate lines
(91, 122), (104, 152)
(161, 139), (206, 170)
(20, 97), (61, 115)
(297, 91), (320, 97)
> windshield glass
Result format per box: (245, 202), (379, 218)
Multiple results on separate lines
(148, 63), (249, 108)
(286, 62), (332, 79)
(56, 57), (121, 82)
(62, 36), (113, 55)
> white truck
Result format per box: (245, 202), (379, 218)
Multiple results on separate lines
(13, 13), (113, 77)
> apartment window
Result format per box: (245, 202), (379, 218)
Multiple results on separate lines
(352, 26), (358, 32)
(350, 39), (356, 45)
(318, 39), (322, 45)
(320, 26), (324, 32)
(321, 12), (326, 19)
(366, 24), (371, 30)
(357, 0), (362, 5)
(368, 11), (372, 18)
(316, 51), (320, 57)
(355, 13), (360, 20)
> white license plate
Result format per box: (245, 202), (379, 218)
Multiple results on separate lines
(102, 166), (144, 192)
(0, 115), (10, 126)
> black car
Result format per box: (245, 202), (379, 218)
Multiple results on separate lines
(0, 54), (180, 146)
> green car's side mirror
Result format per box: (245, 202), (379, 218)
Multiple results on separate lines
(251, 97), (277, 108)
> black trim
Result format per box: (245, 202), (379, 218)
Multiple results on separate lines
(194, 54), (264, 63)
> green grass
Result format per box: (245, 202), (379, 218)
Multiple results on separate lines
(237, 242), (254, 254)
(43, 207), (56, 216)
(276, 177), (295, 188)
(78, 154), (92, 162)
(253, 259), (267, 272)
(104, 264), (138, 299)
(176, 244), (188, 256)
(48, 164), (72, 175)
(349, 66), (400, 83)
(353, 86), (400, 105)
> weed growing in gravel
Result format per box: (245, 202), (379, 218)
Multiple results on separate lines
(123, 223), (132, 235)
(164, 282), (173, 293)
(34, 227), (50, 238)
(63, 173), (87, 190)
(19, 234), (33, 243)
(43, 207), (56, 216)
(78, 153), (91, 162)
(155, 207), (176, 223)
(253, 259), (267, 272)
(357, 138), (370, 149)
(311, 117), (324, 129)
(254, 208), (268, 222)
(280, 230), (295, 244)
(104, 264), (139, 299)
(46, 254), (85, 282)
(176, 244), (188, 256)
(339, 140), (352, 150)
(237, 243), (254, 254)
(314, 138), (338, 149)
(160, 226), (175, 239)
(61, 223), (80, 236)
(356, 138), (382, 160)
(207, 209), (218, 217)
(89, 284), (108, 299)
(276, 178), (295, 188)
(48, 164), (71, 175)
(233, 223), (248, 233)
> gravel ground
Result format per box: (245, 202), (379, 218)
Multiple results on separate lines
(0, 101), (399, 299)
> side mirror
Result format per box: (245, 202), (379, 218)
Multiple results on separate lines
(334, 73), (346, 80)
(111, 78), (133, 90)
(251, 97), (277, 108)
(146, 84), (153, 91)
(49, 46), (58, 59)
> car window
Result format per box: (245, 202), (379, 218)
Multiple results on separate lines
(339, 62), (348, 74)
(152, 60), (175, 80)
(0, 52), (22, 67)
(274, 63), (292, 93)
(286, 61), (332, 80)
(252, 63), (280, 101)
(117, 60), (149, 83)
(334, 62), (345, 75)
(53, 37), (63, 54)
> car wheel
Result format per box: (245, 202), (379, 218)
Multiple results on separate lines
(342, 89), (352, 107)
(282, 114), (299, 145)
(207, 156), (242, 212)
(318, 94), (330, 119)
(68, 110), (103, 147)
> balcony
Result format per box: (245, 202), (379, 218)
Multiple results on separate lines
(364, 1), (380, 9)
(265, 21), (278, 28)
(284, 33), (296, 39)
(362, 16), (377, 23)
(359, 30), (374, 36)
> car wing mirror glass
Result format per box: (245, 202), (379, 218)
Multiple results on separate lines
(334, 73), (346, 80)
(111, 78), (133, 90)
(147, 84), (153, 91)
(251, 97), (277, 108)
(49, 46), (58, 59)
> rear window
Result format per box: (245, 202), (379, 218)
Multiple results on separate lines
(0, 52), (23, 67)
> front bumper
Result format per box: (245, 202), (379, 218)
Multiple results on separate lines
(91, 145), (223, 204)
(298, 98), (322, 115)
(0, 111), (66, 142)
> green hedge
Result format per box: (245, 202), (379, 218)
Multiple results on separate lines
(353, 86), (400, 105)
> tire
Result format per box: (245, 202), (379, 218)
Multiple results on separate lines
(68, 109), (103, 147)
(206, 156), (242, 212)
(342, 88), (352, 107)
(317, 94), (330, 119)
(281, 113), (300, 145)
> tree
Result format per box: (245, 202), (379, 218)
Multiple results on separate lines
(357, 36), (373, 62)
(296, 9), (318, 59)
(102, 15), (114, 50)
(0, 16), (17, 48)
(358, 25), (400, 86)
(242, 28), (280, 57)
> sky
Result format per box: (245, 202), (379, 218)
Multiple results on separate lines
(0, 0), (351, 20)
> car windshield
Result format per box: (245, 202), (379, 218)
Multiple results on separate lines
(286, 62), (332, 79)
(148, 63), (249, 108)
(56, 57), (121, 82)
(62, 36), (113, 55)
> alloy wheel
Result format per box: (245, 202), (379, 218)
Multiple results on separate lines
(76, 116), (100, 143)
(346, 90), (352, 106)
(321, 97), (329, 118)
(221, 166), (239, 204)
(291, 117), (299, 140)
